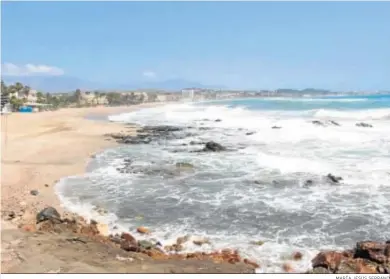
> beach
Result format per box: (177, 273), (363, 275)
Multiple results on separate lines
(1, 97), (389, 274)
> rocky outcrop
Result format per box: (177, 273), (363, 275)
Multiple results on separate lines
(310, 241), (390, 274)
(202, 141), (226, 152)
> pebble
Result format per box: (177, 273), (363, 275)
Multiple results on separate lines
(30, 190), (39, 196)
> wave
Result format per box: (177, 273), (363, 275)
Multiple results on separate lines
(312, 108), (390, 120)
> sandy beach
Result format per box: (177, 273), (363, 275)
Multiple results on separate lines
(1, 105), (167, 223)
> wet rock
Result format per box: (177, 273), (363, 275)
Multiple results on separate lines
(329, 120), (340, 126)
(30, 190), (39, 196)
(272, 126), (282, 129)
(326, 173), (343, 184)
(312, 251), (345, 271)
(246, 132), (256, 135)
(355, 241), (389, 264)
(138, 240), (155, 250)
(193, 238), (210, 246)
(36, 207), (61, 224)
(121, 232), (136, 243)
(292, 251), (303, 260)
(136, 226), (149, 234)
(337, 258), (378, 274)
(249, 240), (265, 246)
(312, 120), (325, 126)
(309, 267), (332, 274)
(243, 259), (260, 269)
(176, 235), (190, 245)
(283, 263), (294, 273)
(356, 122), (373, 128)
(304, 179), (314, 187)
(215, 119), (222, 122)
(203, 141), (226, 152)
(189, 141), (205, 145)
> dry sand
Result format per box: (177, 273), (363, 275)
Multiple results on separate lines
(0, 105), (153, 220)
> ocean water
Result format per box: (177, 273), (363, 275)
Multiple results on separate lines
(56, 94), (390, 273)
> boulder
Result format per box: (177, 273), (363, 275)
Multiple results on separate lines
(138, 240), (155, 250)
(121, 232), (137, 243)
(203, 141), (226, 152)
(326, 173), (343, 184)
(36, 207), (61, 224)
(312, 251), (345, 271)
(137, 226), (150, 234)
(355, 241), (389, 264)
(292, 251), (303, 260)
(356, 122), (373, 128)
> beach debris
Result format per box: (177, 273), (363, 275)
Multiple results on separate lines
(136, 226), (150, 234)
(292, 251), (303, 260)
(356, 122), (373, 128)
(203, 141), (226, 152)
(272, 126), (282, 129)
(36, 207), (61, 224)
(30, 190), (39, 196)
(326, 173), (343, 184)
(249, 240), (265, 246)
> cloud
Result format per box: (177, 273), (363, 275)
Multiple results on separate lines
(1, 63), (65, 76)
(142, 71), (156, 78)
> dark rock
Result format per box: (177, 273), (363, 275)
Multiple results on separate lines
(312, 251), (345, 271)
(203, 141), (226, 152)
(355, 241), (389, 264)
(190, 141), (205, 145)
(329, 121), (340, 126)
(246, 132), (256, 135)
(121, 232), (137, 244)
(30, 190), (39, 196)
(312, 120), (325, 126)
(272, 126), (282, 129)
(304, 180), (314, 187)
(121, 242), (142, 252)
(90, 219), (98, 225)
(215, 119), (222, 122)
(326, 173), (343, 184)
(44, 184), (49, 187)
(356, 122), (373, 128)
(36, 207), (61, 224)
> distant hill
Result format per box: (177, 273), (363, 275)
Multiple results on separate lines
(2, 76), (221, 93)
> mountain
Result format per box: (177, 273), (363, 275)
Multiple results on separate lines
(2, 76), (220, 93)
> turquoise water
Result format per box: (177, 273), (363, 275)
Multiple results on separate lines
(199, 94), (390, 111)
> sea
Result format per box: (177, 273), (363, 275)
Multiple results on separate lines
(55, 94), (390, 273)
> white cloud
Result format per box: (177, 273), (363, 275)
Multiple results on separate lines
(142, 71), (156, 78)
(1, 63), (65, 76)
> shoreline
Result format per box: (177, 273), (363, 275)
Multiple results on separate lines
(1, 104), (159, 225)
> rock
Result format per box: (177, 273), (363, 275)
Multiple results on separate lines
(246, 132), (256, 135)
(96, 223), (109, 236)
(272, 126), (282, 129)
(138, 240), (155, 250)
(30, 190), (39, 196)
(292, 251), (303, 260)
(337, 258), (378, 274)
(121, 232), (136, 243)
(176, 235), (190, 245)
(6, 211), (16, 220)
(283, 263), (294, 273)
(356, 122), (373, 128)
(312, 251), (345, 271)
(90, 219), (98, 225)
(36, 207), (61, 224)
(249, 240), (265, 246)
(244, 259), (260, 269)
(309, 267), (332, 274)
(137, 226), (149, 234)
(215, 119), (222, 122)
(44, 184), (49, 187)
(173, 244), (184, 252)
(203, 141), (226, 152)
(355, 241), (389, 264)
(312, 120), (325, 126)
(193, 238), (210, 246)
(304, 179), (314, 187)
(121, 241), (142, 252)
(326, 173), (343, 184)
(175, 162), (194, 169)
(329, 120), (340, 126)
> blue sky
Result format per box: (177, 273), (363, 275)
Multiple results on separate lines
(1, 1), (389, 90)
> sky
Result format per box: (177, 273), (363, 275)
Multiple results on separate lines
(1, 1), (390, 91)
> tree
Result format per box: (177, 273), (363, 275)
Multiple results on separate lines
(1, 80), (7, 94)
(14, 82), (23, 93)
(74, 89), (82, 105)
(10, 96), (24, 111)
(37, 92), (45, 103)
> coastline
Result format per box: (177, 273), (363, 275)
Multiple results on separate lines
(0, 104), (158, 226)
